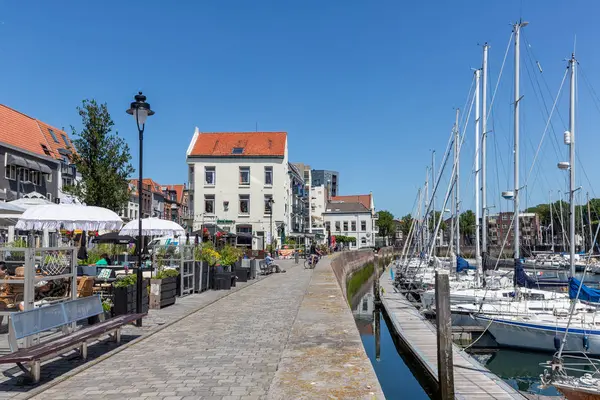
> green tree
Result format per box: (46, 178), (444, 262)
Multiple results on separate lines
(460, 210), (475, 245)
(428, 211), (447, 232)
(67, 100), (134, 212)
(376, 210), (395, 240)
(399, 213), (413, 236)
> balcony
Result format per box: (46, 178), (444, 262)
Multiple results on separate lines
(61, 163), (76, 176)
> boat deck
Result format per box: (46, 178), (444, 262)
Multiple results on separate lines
(380, 273), (527, 399)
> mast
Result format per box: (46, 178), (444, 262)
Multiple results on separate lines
(568, 53), (576, 278)
(454, 109), (461, 256)
(560, 190), (566, 251)
(425, 167), (430, 253)
(431, 150), (436, 253)
(474, 68), (482, 284)
(513, 21), (527, 264)
(550, 191), (555, 252)
(588, 192), (593, 254)
(481, 43), (489, 263)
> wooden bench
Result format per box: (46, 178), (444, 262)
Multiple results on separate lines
(0, 295), (145, 383)
(258, 260), (272, 275)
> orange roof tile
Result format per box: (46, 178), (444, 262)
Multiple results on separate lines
(165, 184), (185, 203)
(331, 194), (372, 210)
(36, 120), (74, 159)
(0, 104), (74, 161)
(189, 132), (286, 157)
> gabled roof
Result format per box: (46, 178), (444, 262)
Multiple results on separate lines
(188, 131), (287, 157)
(331, 194), (372, 210)
(165, 184), (185, 204)
(324, 202), (370, 214)
(0, 104), (74, 161)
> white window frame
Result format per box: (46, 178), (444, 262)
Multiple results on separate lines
(361, 220), (367, 231)
(31, 171), (40, 186)
(239, 167), (250, 186)
(335, 221), (340, 232)
(264, 166), (273, 186)
(343, 221), (348, 231)
(204, 195), (215, 214)
(5, 165), (15, 181)
(351, 221), (356, 232)
(205, 166), (215, 185)
(264, 195), (273, 214)
(239, 194), (250, 215)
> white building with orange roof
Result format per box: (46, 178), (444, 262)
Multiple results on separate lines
(186, 128), (291, 248)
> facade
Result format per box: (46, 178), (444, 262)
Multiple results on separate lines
(186, 129), (290, 248)
(323, 202), (376, 248)
(287, 163), (306, 234)
(487, 212), (542, 248)
(393, 219), (404, 247)
(310, 185), (326, 236)
(311, 169), (339, 197)
(293, 163), (312, 233)
(0, 105), (78, 203)
(123, 181), (188, 227)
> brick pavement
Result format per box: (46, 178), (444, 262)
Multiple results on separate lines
(28, 259), (311, 400)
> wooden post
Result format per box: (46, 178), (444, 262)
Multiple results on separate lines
(374, 308), (381, 362)
(373, 254), (380, 302)
(435, 269), (454, 399)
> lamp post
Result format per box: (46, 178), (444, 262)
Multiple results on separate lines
(267, 197), (275, 252)
(126, 92), (154, 327)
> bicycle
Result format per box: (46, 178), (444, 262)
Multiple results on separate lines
(304, 254), (320, 269)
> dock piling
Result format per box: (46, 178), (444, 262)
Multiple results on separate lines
(435, 269), (454, 399)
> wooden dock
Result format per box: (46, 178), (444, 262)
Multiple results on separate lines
(380, 274), (526, 399)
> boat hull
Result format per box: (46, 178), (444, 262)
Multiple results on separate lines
(555, 384), (600, 400)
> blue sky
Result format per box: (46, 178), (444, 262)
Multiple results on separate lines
(1, 1), (600, 217)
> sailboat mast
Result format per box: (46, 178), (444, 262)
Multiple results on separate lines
(513, 21), (526, 263)
(550, 191), (555, 252)
(568, 53), (576, 277)
(455, 109), (461, 256)
(425, 167), (429, 251)
(560, 190), (566, 251)
(431, 150), (436, 253)
(481, 43), (489, 261)
(474, 68), (482, 282)
(588, 192), (593, 254)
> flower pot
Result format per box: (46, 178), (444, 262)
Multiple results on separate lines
(113, 280), (148, 316)
(149, 276), (177, 309)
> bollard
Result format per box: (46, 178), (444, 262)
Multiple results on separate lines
(295, 250), (299, 264)
(374, 308), (381, 362)
(435, 269), (454, 399)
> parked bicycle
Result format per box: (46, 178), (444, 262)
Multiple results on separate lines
(304, 254), (320, 269)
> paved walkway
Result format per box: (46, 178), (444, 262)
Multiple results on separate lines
(31, 259), (311, 400)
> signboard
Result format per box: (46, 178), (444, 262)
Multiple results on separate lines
(266, 233), (272, 245)
(98, 268), (112, 279)
(217, 220), (235, 224)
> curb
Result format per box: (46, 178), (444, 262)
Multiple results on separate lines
(19, 274), (267, 400)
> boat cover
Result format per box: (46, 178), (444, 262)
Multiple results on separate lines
(457, 256), (476, 273)
(569, 277), (600, 303)
(514, 261), (537, 288)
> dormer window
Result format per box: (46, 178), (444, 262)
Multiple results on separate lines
(232, 147), (244, 155)
(41, 144), (51, 156)
(61, 134), (71, 148)
(48, 129), (59, 143)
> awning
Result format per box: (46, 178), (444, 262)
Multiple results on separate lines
(38, 163), (52, 174)
(7, 154), (28, 168)
(26, 159), (40, 170)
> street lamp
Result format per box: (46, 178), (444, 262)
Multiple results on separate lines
(126, 92), (154, 327)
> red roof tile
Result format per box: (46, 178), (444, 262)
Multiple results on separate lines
(0, 104), (74, 160)
(189, 132), (287, 157)
(331, 194), (372, 210)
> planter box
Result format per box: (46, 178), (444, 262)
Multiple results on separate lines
(149, 276), (177, 310)
(113, 280), (148, 316)
(213, 272), (232, 290)
(235, 268), (249, 282)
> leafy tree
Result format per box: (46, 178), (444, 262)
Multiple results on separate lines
(399, 214), (413, 236)
(67, 100), (134, 212)
(460, 210), (475, 245)
(428, 211), (447, 233)
(376, 210), (395, 240)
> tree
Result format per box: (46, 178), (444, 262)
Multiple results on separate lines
(428, 211), (447, 233)
(376, 210), (395, 240)
(67, 100), (134, 212)
(460, 210), (475, 245)
(399, 214), (413, 236)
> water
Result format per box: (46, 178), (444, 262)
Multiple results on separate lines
(351, 282), (430, 399)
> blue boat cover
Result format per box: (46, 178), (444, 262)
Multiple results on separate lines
(569, 277), (600, 303)
(514, 261), (538, 288)
(457, 256), (476, 273)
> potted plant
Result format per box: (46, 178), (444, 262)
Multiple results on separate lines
(112, 274), (148, 315)
(149, 267), (179, 310)
(220, 245), (244, 283)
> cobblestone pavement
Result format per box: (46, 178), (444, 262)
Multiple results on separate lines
(28, 259), (311, 400)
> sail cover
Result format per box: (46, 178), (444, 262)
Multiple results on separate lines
(569, 277), (600, 303)
(514, 261), (537, 288)
(457, 256), (476, 273)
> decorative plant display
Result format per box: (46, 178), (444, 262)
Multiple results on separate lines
(219, 245), (242, 267)
(198, 242), (220, 267)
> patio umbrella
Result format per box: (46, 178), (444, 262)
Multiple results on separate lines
(15, 204), (123, 231)
(93, 231), (136, 244)
(119, 218), (185, 237)
(0, 202), (25, 226)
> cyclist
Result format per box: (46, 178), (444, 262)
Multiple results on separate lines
(309, 242), (322, 267)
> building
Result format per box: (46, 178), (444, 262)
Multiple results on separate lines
(311, 169), (339, 197)
(0, 104), (78, 203)
(487, 212), (542, 248)
(123, 181), (189, 228)
(186, 129), (290, 248)
(310, 185), (327, 236)
(323, 201), (376, 248)
(293, 163), (312, 233)
(393, 219), (404, 247)
(287, 163), (306, 234)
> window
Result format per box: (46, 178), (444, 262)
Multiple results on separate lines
(48, 129), (59, 143)
(351, 221), (357, 232)
(31, 171), (40, 186)
(20, 169), (30, 182)
(223, 201), (229, 212)
(325, 221), (331, 231)
(361, 221), (367, 231)
(335, 221), (340, 232)
(232, 147), (244, 155)
(361, 237), (367, 245)
(41, 144), (51, 156)
(62, 177), (73, 187)
(61, 134), (71, 148)
(264, 166), (273, 185)
(264, 195), (273, 214)
(239, 167), (250, 185)
(204, 166), (215, 185)
(5, 165), (15, 180)
(46, 171), (52, 182)
(47, 193), (53, 202)
(239, 195), (250, 214)
(502, 224), (507, 229)
(343, 221), (348, 231)
(204, 195), (215, 214)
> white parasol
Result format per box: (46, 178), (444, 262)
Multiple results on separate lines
(119, 217), (185, 237)
(15, 204), (123, 231)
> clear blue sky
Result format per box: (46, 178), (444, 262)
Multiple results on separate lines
(2, 1), (600, 217)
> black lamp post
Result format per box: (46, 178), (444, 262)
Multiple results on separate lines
(267, 197), (275, 252)
(126, 92), (154, 327)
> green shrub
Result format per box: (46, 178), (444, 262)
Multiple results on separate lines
(155, 268), (179, 279)
(219, 245), (242, 266)
(114, 274), (137, 288)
